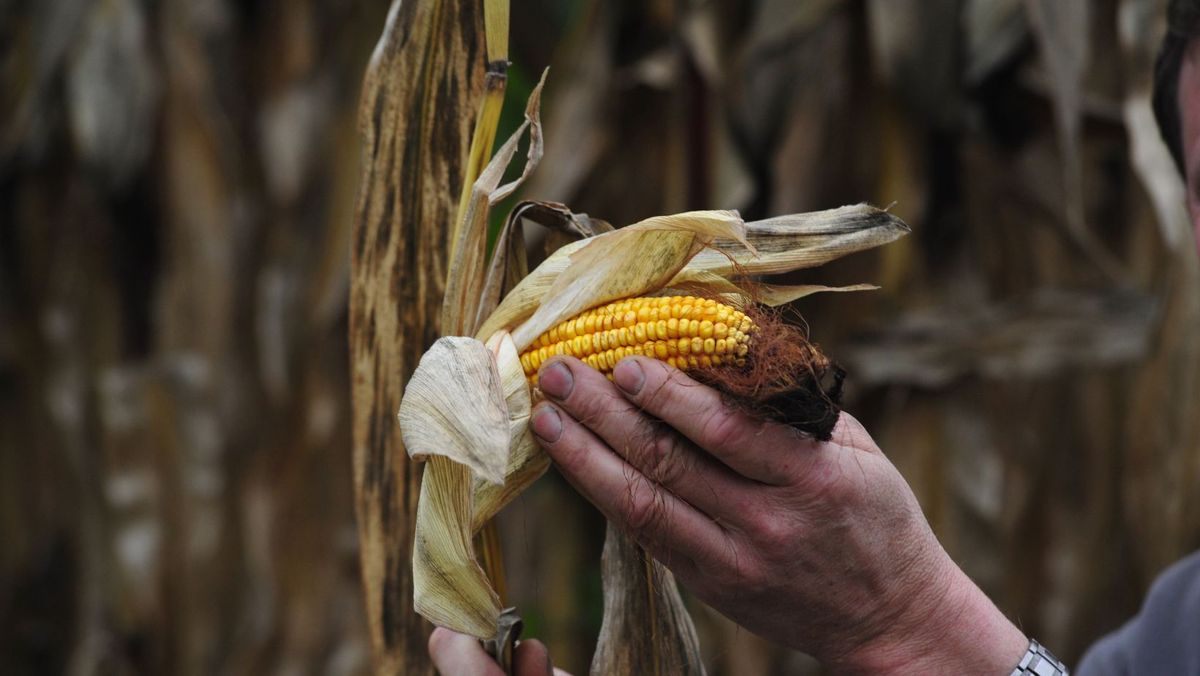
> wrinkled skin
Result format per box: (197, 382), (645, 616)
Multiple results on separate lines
(529, 357), (1025, 673)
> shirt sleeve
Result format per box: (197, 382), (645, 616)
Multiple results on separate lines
(1076, 550), (1200, 675)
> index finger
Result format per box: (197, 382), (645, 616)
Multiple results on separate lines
(611, 356), (818, 485)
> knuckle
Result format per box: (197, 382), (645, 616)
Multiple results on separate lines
(700, 411), (743, 451)
(747, 509), (794, 546)
(637, 430), (691, 487)
(624, 483), (666, 540)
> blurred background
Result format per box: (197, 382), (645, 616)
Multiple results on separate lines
(3, 0), (1199, 674)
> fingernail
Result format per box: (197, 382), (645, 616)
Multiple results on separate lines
(539, 361), (574, 399)
(613, 358), (644, 395)
(531, 406), (562, 443)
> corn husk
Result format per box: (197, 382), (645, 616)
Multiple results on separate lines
(398, 337), (510, 484)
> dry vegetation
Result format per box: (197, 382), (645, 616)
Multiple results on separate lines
(2, 1), (1198, 674)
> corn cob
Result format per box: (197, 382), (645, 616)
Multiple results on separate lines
(519, 296), (756, 386)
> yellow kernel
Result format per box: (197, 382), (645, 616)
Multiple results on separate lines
(637, 306), (651, 322)
(520, 353), (532, 373)
(615, 347), (627, 361)
(603, 315), (614, 330)
(691, 337), (703, 354)
(619, 326), (631, 346)
(623, 311), (637, 327)
(699, 320), (714, 339)
(656, 320), (667, 340)
(678, 338), (691, 355)
(712, 355), (723, 366)
(667, 357), (678, 369)
(740, 318), (753, 333)
(634, 323), (647, 342)
(549, 326), (560, 343)
(703, 338), (716, 354)
(666, 318), (679, 338)
(654, 342), (669, 359)
(592, 332), (603, 353)
(645, 321), (658, 340)
(689, 319), (701, 336)
(585, 314), (597, 333)
(687, 355), (699, 369)
(699, 355), (712, 368)
(680, 304), (693, 319)
(648, 307), (660, 321)
(737, 343), (749, 357)
(575, 316), (587, 336)
(714, 322), (729, 339)
(716, 338), (728, 354)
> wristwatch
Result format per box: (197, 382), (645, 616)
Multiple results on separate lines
(1009, 639), (1069, 676)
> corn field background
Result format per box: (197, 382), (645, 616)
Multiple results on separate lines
(3, 0), (1199, 674)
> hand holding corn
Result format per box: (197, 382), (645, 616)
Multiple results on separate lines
(525, 354), (1030, 675)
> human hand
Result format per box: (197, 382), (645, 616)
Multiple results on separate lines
(529, 355), (1028, 674)
(428, 627), (570, 676)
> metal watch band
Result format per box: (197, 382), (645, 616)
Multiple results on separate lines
(1009, 639), (1069, 676)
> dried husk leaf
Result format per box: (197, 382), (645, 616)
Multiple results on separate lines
(685, 204), (909, 277)
(509, 210), (748, 349)
(663, 269), (879, 306)
(445, 70), (546, 337)
(471, 331), (548, 532)
(398, 336), (510, 485)
(477, 203), (908, 344)
(412, 455), (503, 638)
(753, 282), (880, 306)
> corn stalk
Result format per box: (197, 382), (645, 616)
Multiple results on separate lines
(348, 1), (488, 672)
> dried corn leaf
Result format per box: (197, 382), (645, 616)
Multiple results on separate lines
(398, 337), (510, 485)
(687, 204), (910, 277)
(471, 331), (547, 532)
(591, 525), (705, 676)
(477, 204), (908, 347)
(842, 289), (1159, 387)
(753, 282), (880, 306)
(445, 71), (546, 337)
(659, 270), (877, 307)
(412, 456), (503, 638)
(509, 210), (748, 349)
(1026, 0), (1124, 279)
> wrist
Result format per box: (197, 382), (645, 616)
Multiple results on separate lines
(837, 551), (1028, 675)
